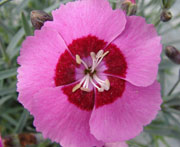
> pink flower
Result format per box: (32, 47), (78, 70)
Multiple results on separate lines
(17, 0), (162, 146)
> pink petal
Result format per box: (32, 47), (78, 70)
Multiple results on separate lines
(110, 16), (162, 87)
(90, 81), (162, 142)
(46, 0), (126, 45)
(105, 141), (128, 147)
(31, 87), (104, 147)
(17, 27), (67, 111)
(0, 135), (2, 147)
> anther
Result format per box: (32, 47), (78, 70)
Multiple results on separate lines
(75, 54), (88, 69)
(96, 50), (104, 59)
(76, 55), (81, 64)
(72, 84), (81, 92)
(80, 87), (90, 92)
(90, 50), (109, 73)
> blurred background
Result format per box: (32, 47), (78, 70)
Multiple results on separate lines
(0, 0), (180, 146)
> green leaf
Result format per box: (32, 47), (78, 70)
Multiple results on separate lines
(21, 12), (32, 36)
(0, 0), (11, 6)
(44, 3), (60, 13)
(165, 108), (180, 115)
(6, 28), (25, 58)
(145, 125), (180, 138)
(14, 109), (30, 133)
(0, 86), (16, 96)
(1, 114), (18, 126)
(0, 68), (17, 80)
(0, 95), (12, 106)
(164, 111), (180, 126)
(15, 0), (30, 14)
(165, 97), (180, 106)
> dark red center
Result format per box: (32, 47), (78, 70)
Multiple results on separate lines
(54, 35), (127, 111)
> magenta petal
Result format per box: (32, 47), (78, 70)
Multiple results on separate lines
(31, 87), (104, 147)
(111, 16), (162, 87)
(17, 27), (67, 111)
(0, 135), (2, 147)
(46, 0), (126, 45)
(90, 81), (162, 142)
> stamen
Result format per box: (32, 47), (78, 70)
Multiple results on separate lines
(75, 54), (88, 69)
(72, 83), (81, 92)
(72, 76), (87, 92)
(76, 55), (81, 64)
(93, 75), (110, 91)
(90, 50), (109, 73)
(90, 77), (102, 91)
(96, 51), (109, 68)
(80, 87), (90, 92)
(82, 75), (90, 88)
(73, 50), (110, 93)
(96, 50), (104, 59)
(105, 79), (110, 90)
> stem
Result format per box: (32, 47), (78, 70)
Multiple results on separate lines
(112, 2), (116, 10)
(0, 0), (11, 6)
(167, 69), (180, 96)
(154, 19), (161, 27)
(0, 38), (10, 66)
(167, 80), (180, 96)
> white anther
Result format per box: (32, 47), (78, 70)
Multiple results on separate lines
(96, 50), (104, 59)
(75, 54), (88, 69)
(76, 55), (81, 64)
(72, 83), (81, 92)
(90, 50), (109, 73)
(80, 87), (90, 92)
(104, 79), (110, 90)
(90, 52), (96, 58)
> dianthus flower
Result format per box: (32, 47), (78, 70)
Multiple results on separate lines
(17, 0), (162, 146)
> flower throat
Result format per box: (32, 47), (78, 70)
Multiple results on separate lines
(72, 50), (110, 93)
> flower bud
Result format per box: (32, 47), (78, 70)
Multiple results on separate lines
(160, 10), (172, 22)
(30, 10), (53, 30)
(121, 0), (137, 16)
(165, 45), (180, 64)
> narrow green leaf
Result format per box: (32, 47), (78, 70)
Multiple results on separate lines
(0, 87), (16, 96)
(21, 12), (32, 36)
(6, 28), (24, 57)
(0, 95), (12, 106)
(15, 0), (29, 14)
(44, 3), (61, 13)
(1, 114), (18, 126)
(145, 125), (180, 138)
(164, 111), (180, 126)
(14, 109), (29, 133)
(165, 108), (180, 115)
(0, 68), (17, 80)
(0, 0), (11, 6)
(165, 97), (180, 106)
